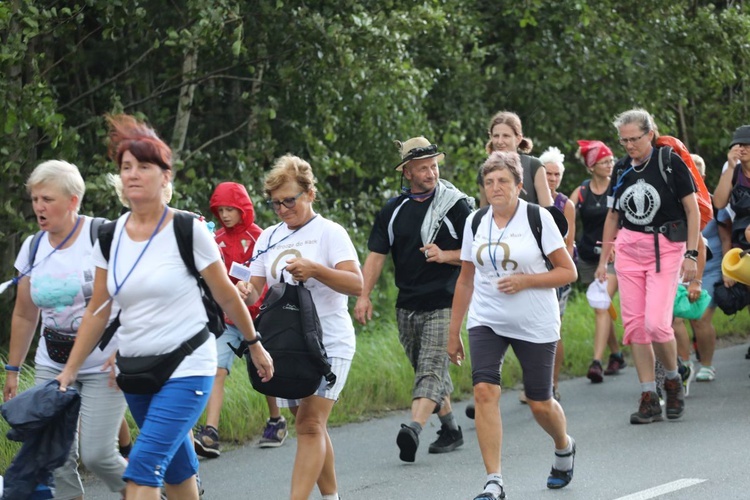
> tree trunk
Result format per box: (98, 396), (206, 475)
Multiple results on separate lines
(172, 48), (198, 160)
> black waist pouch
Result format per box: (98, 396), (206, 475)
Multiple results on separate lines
(43, 327), (76, 364)
(661, 219), (688, 242)
(116, 327), (210, 395)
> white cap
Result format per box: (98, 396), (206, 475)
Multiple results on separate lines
(586, 280), (611, 310)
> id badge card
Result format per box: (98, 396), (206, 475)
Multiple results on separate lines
(229, 261), (252, 282)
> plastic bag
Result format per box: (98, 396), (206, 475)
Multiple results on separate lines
(673, 285), (711, 320)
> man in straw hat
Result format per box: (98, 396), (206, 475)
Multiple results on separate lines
(355, 136), (474, 462)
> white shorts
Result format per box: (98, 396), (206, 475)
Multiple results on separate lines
(277, 357), (352, 408)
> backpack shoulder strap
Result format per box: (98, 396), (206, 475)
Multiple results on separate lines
(527, 203), (553, 270)
(297, 284), (336, 386)
(173, 210), (200, 279)
(28, 231), (45, 268)
(88, 217), (108, 245)
(657, 146), (678, 199)
(577, 179), (591, 206)
(97, 221), (118, 262)
(471, 206), (490, 237)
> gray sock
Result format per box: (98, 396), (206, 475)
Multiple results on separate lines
(554, 435), (574, 471)
(641, 381), (657, 393)
(408, 421), (423, 435)
(485, 473), (503, 496)
(438, 411), (459, 431)
(666, 369), (680, 380)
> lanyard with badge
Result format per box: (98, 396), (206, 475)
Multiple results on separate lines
(229, 215), (319, 281)
(93, 206), (169, 315)
(0, 216), (83, 295)
(487, 203), (519, 277)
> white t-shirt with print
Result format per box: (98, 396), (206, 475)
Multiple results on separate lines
(250, 215), (359, 360)
(91, 212), (219, 379)
(14, 216), (119, 374)
(460, 199), (564, 343)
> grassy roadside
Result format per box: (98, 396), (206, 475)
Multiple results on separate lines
(2, 290), (749, 471)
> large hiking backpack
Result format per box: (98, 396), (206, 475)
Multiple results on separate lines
(96, 210), (225, 350)
(655, 136), (713, 230)
(247, 271), (335, 399)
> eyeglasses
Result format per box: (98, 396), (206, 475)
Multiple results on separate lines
(594, 158), (615, 166)
(618, 133), (648, 145)
(267, 191), (304, 211)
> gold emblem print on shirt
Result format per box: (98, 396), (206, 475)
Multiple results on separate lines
(271, 249), (302, 279)
(476, 242), (518, 270)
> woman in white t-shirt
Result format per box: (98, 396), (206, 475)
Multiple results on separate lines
(56, 114), (273, 500)
(447, 151), (577, 500)
(4, 160), (127, 498)
(238, 154), (362, 500)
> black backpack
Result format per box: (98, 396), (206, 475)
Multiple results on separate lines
(97, 210), (226, 349)
(245, 271), (335, 399)
(471, 203), (567, 270)
(713, 281), (750, 316)
(28, 217), (108, 267)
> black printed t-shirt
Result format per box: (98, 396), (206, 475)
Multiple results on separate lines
(576, 181), (610, 263)
(368, 195), (472, 311)
(607, 147), (696, 231)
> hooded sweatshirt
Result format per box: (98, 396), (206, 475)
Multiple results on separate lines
(209, 182), (264, 319)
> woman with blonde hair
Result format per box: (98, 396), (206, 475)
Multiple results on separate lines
(238, 154), (362, 500)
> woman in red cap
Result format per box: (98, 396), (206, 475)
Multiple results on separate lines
(570, 140), (627, 383)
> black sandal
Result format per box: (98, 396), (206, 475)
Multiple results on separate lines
(547, 438), (576, 489)
(473, 480), (506, 500)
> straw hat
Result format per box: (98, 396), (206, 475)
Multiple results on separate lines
(394, 137), (445, 171)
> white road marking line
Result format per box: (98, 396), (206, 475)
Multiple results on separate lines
(614, 478), (707, 500)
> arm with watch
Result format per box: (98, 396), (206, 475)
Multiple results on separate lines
(680, 192), (701, 284)
(684, 237), (706, 303)
(201, 261), (272, 381)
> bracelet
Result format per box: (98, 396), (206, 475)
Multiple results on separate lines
(684, 254), (698, 262)
(690, 279), (703, 285)
(4, 364), (20, 373)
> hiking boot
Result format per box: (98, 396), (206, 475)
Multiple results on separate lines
(679, 360), (694, 397)
(428, 425), (463, 454)
(194, 425), (220, 458)
(259, 416), (288, 448)
(630, 391), (663, 424)
(603, 353), (627, 375)
(664, 377), (685, 420)
(396, 424), (419, 462)
(587, 360), (604, 383)
(465, 402), (475, 420)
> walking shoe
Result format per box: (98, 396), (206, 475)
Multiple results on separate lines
(518, 390), (528, 404)
(396, 424), (419, 462)
(547, 437), (576, 489)
(473, 480), (506, 499)
(695, 365), (716, 382)
(465, 402), (475, 420)
(553, 386), (561, 402)
(259, 417), (288, 448)
(586, 360), (604, 383)
(630, 391), (663, 424)
(664, 377), (685, 420)
(428, 425), (463, 454)
(603, 353), (627, 375)
(679, 360), (695, 397)
(193, 425), (220, 458)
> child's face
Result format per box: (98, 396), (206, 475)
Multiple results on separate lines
(217, 206), (242, 228)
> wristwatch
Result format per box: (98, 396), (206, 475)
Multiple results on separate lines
(684, 249), (699, 261)
(245, 333), (262, 345)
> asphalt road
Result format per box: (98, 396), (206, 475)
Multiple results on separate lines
(81, 343), (750, 499)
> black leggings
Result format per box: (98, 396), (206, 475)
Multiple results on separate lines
(469, 325), (557, 401)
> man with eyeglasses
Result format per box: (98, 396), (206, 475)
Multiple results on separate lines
(355, 137), (474, 462)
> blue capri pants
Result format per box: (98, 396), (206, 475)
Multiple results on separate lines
(123, 376), (213, 487)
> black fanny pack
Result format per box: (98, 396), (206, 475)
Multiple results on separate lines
(623, 220), (687, 273)
(43, 327), (76, 364)
(116, 327), (210, 395)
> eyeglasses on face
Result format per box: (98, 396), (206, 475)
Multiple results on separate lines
(618, 132), (648, 145)
(267, 191), (304, 210)
(594, 158), (616, 166)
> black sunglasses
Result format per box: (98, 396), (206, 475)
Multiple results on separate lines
(266, 191), (304, 210)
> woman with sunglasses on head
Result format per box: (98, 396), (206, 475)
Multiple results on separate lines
(571, 140), (627, 383)
(56, 114), (273, 500)
(4, 160), (127, 499)
(595, 109), (699, 425)
(482, 111), (553, 208)
(237, 155), (362, 500)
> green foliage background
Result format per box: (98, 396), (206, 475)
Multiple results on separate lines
(2, 0), (750, 471)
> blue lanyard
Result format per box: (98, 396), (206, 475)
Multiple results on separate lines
(244, 214), (318, 265)
(611, 149), (653, 197)
(487, 203), (519, 276)
(112, 206), (169, 298)
(14, 216), (82, 285)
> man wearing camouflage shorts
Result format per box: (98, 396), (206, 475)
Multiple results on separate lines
(355, 136), (473, 462)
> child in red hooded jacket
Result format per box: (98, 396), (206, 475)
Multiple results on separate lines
(193, 182), (287, 458)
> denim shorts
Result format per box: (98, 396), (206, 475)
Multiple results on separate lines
(216, 323), (245, 373)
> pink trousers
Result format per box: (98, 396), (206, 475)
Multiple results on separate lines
(614, 229), (684, 345)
